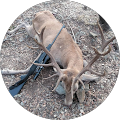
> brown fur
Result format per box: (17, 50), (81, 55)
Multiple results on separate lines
(33, 11), (83, 105)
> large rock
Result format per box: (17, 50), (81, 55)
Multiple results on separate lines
(55, 82), (66, 95)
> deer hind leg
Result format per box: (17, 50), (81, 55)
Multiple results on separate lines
(7, 23), (36, 39)
(8, 23), (29, 34)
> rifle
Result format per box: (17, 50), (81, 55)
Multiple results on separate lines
(9, 53), (47, 97)
(9, 25), (65, 97)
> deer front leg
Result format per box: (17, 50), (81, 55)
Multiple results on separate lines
(1, 51), (42, 75)
(8, 23), (28, 34)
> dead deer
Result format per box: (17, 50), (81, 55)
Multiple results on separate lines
(1, 11), (116, 106)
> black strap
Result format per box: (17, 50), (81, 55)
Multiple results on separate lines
(51, 25), (65, 46)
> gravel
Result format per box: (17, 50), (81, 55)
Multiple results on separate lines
(0, 0), (120, 120)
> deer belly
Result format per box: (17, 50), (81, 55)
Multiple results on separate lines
(50, 49), (63, 67)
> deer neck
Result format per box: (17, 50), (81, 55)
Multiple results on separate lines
(66, 56), (83, 73)
(62, 60), (83, 78)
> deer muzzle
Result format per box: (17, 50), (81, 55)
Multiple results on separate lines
(64, 92), (73, 106)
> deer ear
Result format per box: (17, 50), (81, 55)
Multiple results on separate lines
(32, 14), (46, 35)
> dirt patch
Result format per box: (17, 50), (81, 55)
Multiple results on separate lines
(0, 0), (120, 120)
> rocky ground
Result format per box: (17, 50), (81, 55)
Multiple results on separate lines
(0, 0), (120, 120)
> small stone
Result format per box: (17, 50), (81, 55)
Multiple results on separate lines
(80, 31), (85, 36)
(65, 109), (67, 112)
(89, 32), (97, 38)
(61, 111), (64, 114)
(11, 75), (15, 79)
(54, 114), (57, 118)
(80, 109), (84, 114)
(30, 79), (34, 82)
(46, 99), (50, 101)
(53, 9), (58, 13)
(101, 84), (104, 89)
(19, 37), (24, 42)
(16, 100), (21, 104)
(14, 94), (21, 98)
(46, 94), (49, 97)
(79, 113), (82, 116)
(21, 102), (24, 106)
